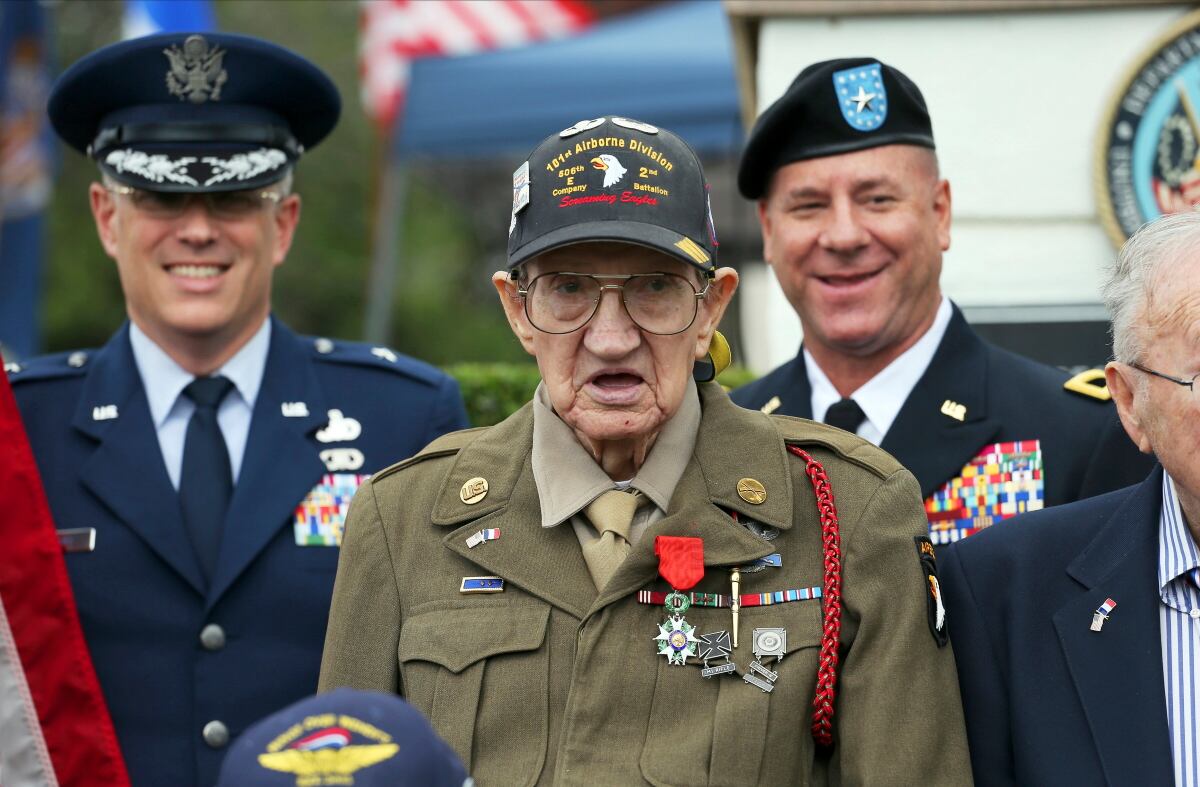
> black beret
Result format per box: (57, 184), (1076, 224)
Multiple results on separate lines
(738, 58), (935, 199)
(508, 116), (717, 273)
(48, 32), (340, 192)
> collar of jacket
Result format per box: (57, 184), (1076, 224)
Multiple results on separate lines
(428, 382), (792, 618)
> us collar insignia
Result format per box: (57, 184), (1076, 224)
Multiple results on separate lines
(164, 34), (227, 103)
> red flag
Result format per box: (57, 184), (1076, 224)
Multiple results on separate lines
(0, 369), (129, 785)
(655, 535), (704, 591)
(359, 0), (595, 128)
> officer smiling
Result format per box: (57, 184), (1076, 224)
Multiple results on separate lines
(11, 32), (467, 785)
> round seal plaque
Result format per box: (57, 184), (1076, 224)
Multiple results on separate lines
(1097, 10), (1200, 246)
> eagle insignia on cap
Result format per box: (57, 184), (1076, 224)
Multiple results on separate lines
(164, 35), (227, 104)
(832, 62), (887, 132)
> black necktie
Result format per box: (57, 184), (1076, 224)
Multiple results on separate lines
(179, 376), (234, 582)
(824, 398), (866, 434)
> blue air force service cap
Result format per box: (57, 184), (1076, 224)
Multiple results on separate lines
(738, 58), (935, 199)
(48, 32), (340, 193)
(508, 116), (719, 274)
(215, 688), (470, 787)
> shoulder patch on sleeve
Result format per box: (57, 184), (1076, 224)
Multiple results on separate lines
(1064, 368), (1111, 402)
(370, 427), (487, 482)
(310, 337), (447, 387)
(914, 536), (948, 647)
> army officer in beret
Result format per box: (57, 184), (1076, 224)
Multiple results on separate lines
(732, 58), (1153, 545)
(321, 116), (970, 785)
(9, 33), (467, 786)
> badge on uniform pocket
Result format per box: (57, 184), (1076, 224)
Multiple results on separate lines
(925, 439), (1044, 544)
(293, 473), (369, 546)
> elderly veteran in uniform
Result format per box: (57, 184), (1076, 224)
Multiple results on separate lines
(321, 116), (970, 785)
(731, 58), (1152, 544)
(9, 33), (467, 786)
(940, 212), (1200, 786)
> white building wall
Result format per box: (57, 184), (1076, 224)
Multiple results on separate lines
(742, 5), (1191, 374)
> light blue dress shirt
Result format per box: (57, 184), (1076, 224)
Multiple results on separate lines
(128, 318), (270, 490)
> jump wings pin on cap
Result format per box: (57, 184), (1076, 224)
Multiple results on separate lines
(1090, 597), (1117, 632)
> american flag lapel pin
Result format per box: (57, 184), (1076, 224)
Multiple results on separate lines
(1090, 597), (1117, 632)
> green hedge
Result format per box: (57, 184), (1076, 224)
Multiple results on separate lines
(447, 363), (759, 427)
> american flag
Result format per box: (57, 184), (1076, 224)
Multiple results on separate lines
(0, 368), (129, 785)
(359, 0), (594, 128)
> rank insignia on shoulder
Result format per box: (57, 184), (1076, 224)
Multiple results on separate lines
(1063, 368), (1111, 401)
(460, 576), (504, 594)
(914, 536), (948, 647)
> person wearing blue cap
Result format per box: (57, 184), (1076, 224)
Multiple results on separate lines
(732, 58), (1153, 545)
(216, 689), (472, 787)
(7, 32), (468, 786)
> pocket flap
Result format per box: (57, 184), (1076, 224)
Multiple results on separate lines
(398, 604), (550, 674)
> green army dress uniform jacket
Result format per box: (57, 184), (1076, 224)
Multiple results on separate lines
(320, 383), (972, 786)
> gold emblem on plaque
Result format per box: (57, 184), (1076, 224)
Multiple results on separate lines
(737, 478), (766, 505)
(460, 476), (489, 505)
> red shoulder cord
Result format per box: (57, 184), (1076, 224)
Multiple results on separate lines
(787, 444), (842, 748)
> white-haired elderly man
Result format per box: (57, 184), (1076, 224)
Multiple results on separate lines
(939, 211), (1200, 786)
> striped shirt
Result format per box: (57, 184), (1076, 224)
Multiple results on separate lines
(1159, 472), (1200, 787)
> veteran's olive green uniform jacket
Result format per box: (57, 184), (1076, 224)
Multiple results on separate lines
(320, 383), (971, 786)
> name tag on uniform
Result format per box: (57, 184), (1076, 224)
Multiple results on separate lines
(292, 473), (369, 547)
(57, 528), (96, 553)
(926, 440), (1044, 544)
(460, 576), (504, 594)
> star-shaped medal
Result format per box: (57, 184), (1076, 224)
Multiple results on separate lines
(654, 615), (699, 666)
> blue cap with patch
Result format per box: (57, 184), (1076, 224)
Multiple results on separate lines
(48, 32), (340, 192)
(738, 57), (934, 199)
(215, 688), (470, 786)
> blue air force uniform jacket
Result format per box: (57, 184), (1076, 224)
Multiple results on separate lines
(732, 305), (1154, 524)
(939, 468), (1173, 786)
(8, 318), (468, 787)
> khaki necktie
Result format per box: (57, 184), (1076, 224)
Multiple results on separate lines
(582, 489), (643, 590)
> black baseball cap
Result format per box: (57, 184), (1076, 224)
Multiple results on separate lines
(507, 116), (718, 273)
(738, 58), (935, 199)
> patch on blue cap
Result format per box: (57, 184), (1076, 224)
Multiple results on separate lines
(832, 63), (887, 132)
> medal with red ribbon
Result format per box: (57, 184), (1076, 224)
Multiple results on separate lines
(652, 536), (704, 666)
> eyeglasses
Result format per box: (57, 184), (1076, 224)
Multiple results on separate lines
(1130, 362), (1199, 391)
(516, 271), (711, 335)
(107, 185), (281, 219)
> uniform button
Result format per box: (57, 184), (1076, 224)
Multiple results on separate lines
(199, 623), (225, 651)
(1190, 609), (1200, 620)
(202, 720), (229, 749)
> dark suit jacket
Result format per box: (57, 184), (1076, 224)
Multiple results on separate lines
(731, 304), (1153, 505)
(940, 468), (1174, 786)
(10, 318), (468, 787)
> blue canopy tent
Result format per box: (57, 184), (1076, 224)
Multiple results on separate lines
(364, 0), (742, 341)
(395, 0), (743, 157)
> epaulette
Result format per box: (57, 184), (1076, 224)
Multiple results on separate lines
(1063, 368), (1112, 402)
(370, 427), (488, 482)
(770, 413), (902, 481)
(307, 336), (445, 387)
(4, 349), (94, 384)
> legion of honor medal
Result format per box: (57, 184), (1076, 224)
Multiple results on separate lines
(652, 536), (705, 667)
(655, 591), (699, 666)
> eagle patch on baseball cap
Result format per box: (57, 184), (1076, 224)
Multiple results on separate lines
(507, 116), (717, 273)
